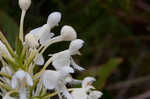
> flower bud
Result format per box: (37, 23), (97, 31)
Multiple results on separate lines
(47, 12), (61, 28)
(19, 0), (31, 11)
(60, 25), (77, 41)
(69, 39), (84, 55)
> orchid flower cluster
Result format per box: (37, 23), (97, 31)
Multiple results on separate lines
(0, 0), (102, 99)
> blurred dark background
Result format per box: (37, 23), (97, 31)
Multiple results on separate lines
(0, 0), (150, 99)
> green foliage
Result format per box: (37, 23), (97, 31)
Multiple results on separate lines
(0, 11), (18, 48)
(95, 58), (122, 89)
(0, 0), (149, 98)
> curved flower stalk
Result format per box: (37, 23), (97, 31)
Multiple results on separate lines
(19, 0), (31, 42)
(41, 67), (74, 99)
(11, 70), (33, 99)
(71, 77), (103, 99)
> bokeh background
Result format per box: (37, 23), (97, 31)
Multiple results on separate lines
(0, 0), (150, 99)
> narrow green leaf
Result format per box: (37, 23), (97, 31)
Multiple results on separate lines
(95, 58), (122, 89)
(15, 37), (23, 57)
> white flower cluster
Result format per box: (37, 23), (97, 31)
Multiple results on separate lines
(0, 0), (102, 99)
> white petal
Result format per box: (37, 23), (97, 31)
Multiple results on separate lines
(11, 76), (18, 89)
(88, 91), (103, 99)
(25, 33), (39, 48)
(52, 50), (71, 70)
(47, 12), (61, 28)
(41, 70), (59, 89)
(71, 88), (87, 99)
(11, 70), (33, 88)
(14, 70), (26, 80)
(34, 53), (44, 65)
(60, 67), (74, 74)
(82, 77), (96, 88)
(60, 25), (77, 41)
(70, 57), (85, 71)
(56, 81), (73, 99)
(65, 76), (82, 85)
(29, 27), (41, 36)
(25, 72), (33, 86)
(40, 32), (54, 45)
(69, 39), (84, 55)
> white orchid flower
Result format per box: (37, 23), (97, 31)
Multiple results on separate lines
(25, 12), (61, 48)
(71, 77), (102, 99)
(51, 39), (85, 71)
(11, 70), (33, 99)
(41, 67), (74, 99)
(25, 24), (54, 48)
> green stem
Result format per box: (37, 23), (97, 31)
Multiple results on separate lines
(0, 81), (11, 91)
(33, 57), (52, 79)
(43, 88), (74, 99)
(0, 72), (12, 79)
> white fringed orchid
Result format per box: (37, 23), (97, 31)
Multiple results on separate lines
(71, 77), (103, 99)
(0, 0), (102, 98)
(51, 39), (85, 71)
(25, 12), (61, 48)
(41, 67), (74, 99)
(11, 70), (33, 99)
